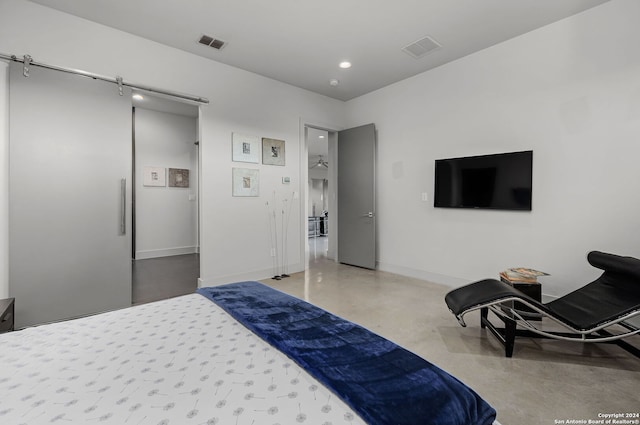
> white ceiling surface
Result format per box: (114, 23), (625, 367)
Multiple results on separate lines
(27, 0), (609, 101)
(307, 128), (329, 159)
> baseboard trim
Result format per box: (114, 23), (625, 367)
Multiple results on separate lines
(198, 262), (305, 288)
(377, 262), (471, 288)
(136, 246), (198, 260)
(378, 261), (555, 301)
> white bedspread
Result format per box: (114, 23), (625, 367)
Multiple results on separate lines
(0, 293), (365, 425)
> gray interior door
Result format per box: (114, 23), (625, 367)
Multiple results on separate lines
(9, 62), (132, 328)
(337, 123), (376, 269)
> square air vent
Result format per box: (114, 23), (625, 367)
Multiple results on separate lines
(198, 34), (226, 50)
(402, 35), (441, 59)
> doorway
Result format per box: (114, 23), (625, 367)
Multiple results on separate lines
(303, 123), (377, 271)
(131, 93), (200, 304)
(307, 127), (330, 260)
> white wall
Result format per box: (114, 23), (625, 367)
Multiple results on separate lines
(308, 179), (327, 217)
(0, 0), (347, 294)
(0, 62), (8, 298)
(308, 166), (329, 180)
(345, 0), (640, 297)
(135, 108), (198, 259)
(3, 0), (637, 300)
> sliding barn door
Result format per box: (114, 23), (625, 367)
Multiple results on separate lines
(9, 62), (132, 328)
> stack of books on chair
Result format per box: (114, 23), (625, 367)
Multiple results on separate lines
(499, 268), (548, 320)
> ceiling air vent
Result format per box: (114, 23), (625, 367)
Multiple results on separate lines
(198, 34), (226, 50)
(401, 35), (441, 59)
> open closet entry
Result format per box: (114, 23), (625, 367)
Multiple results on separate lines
(8, 62), (133, 328)
(131, 94), (200, 305)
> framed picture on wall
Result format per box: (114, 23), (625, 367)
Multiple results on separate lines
(168, 168), (190, 188)
(232, 133), (260, 163)
(232, 168), (259, 197)
(262, 138), (285, 166)
(143, 166), (166, 187)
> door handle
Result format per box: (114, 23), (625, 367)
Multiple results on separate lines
(120, 178), (126, 235)
(361, 212), (374, 218)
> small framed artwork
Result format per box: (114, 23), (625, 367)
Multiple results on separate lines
(143, 166), (166, 187)
(232, 168), (259, 197)
(262, 138), (285, 166)
(168, 168), (190, 188)
(232, 133), (260, 163)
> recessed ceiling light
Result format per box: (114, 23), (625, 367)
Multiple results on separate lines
(319, 135), (325, 139)
(339, 61), (352, 69)
(329, 79), (339, 87)
(132, 94), (144, 101)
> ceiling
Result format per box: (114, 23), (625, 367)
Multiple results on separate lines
(307, 128), (329, 159)
(29, 0), (609, 101)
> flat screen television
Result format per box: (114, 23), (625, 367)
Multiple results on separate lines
(434, 150), (532, 211)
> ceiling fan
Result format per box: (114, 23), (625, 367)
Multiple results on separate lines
(309, 155), (328, 169)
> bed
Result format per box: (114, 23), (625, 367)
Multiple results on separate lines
(0, 281), (497, 425)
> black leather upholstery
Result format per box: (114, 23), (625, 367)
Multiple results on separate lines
(445, 278), (544, 317)
(445, 251), (640, 331)
(546, 251), (640, 330)
(587, 251), (640, 280)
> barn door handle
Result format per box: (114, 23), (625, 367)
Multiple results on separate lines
(120, 178), (126, 235)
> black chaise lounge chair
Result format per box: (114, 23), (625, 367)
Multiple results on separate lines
(444, 251), (640, 358)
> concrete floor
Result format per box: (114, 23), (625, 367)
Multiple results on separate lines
(132, 253), (199, 304)
(262, 239), (639, 425)
(132, 242), (639, 424)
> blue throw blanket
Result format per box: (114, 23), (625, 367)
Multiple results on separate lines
(198, 281), (496, 425)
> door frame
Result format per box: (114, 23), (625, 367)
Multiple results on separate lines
(131, 100), (202, 265)
(299, 119), (342, 268)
